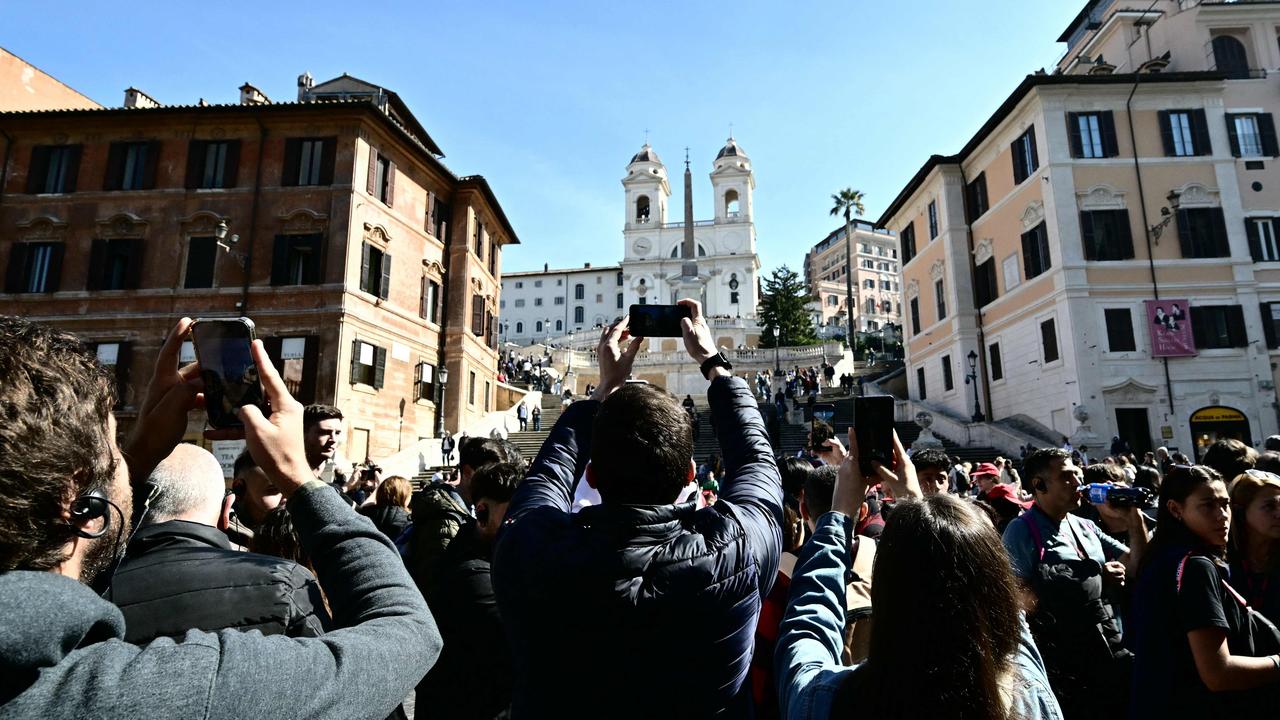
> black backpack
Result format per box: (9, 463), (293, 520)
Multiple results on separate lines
(406, 483), (471, 596)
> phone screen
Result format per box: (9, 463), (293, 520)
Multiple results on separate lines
(191, 318), (263, 429)
(854, 395), (895, 475)
(628, 304), (691, 337)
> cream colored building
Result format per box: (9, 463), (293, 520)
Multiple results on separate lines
(803, 220), (902, 340)
(880, 0), (1280, 460)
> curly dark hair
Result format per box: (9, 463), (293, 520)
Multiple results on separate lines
(0, 316), (118, 571)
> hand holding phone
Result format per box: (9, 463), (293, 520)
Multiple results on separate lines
(191, 318), (265, 429)
(853, 395), (895, 476)
(629, 303), (691, 338)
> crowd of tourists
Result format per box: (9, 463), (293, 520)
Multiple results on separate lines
(2, 299), (1280, 718)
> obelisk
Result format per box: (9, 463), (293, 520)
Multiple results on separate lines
(676, 149), (704, 306)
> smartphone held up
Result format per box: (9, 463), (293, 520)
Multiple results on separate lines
(190, 317), (266, 429)
(853, 395), (895, 475)
(628, 304), (691, 338)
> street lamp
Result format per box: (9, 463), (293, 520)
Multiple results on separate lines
(213, 219), (248, 267)
(965, 350), (985, 422)
(1149, 190), (1182, 241)
(769, 325), (782, 377)
(435, 366), (450, 437)
(398, 397), (407, 452)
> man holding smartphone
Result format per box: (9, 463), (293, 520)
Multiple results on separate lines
(0, 316), (440, 718)
(493, 299), (783, 718)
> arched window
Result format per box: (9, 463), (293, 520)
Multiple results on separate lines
(616, 271), (623, 286)
(636, 195), (651, 223)
(516, 322), (523, 334)
(725, 189), (740, 217)
(535, 321), (543, 333)
(574, 283), (585, 300)
(556, 320), (563, 331)
(670, 244), (709, 258)
(1212, 35), (1250, 79)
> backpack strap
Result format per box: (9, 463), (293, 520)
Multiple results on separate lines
(1019, 511), (1046, 564)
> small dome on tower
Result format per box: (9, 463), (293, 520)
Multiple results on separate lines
(630, 143), (662, 165)
(715, 137), (748, 160)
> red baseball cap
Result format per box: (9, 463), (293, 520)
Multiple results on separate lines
(984, 483), (1032, 509)
(971, 462), (1001, 478)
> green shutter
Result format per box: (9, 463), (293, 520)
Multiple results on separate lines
(373, 346), (387, 389)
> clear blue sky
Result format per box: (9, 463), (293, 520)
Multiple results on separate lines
(4, 0), (1080, 274)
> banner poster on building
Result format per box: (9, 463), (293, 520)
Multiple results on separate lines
(1145, 299), (1195, 357)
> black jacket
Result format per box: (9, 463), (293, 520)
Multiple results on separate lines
(417, 521), (512, 720)
(106, 519), (328, 643)
(360, 504), (411, 541)
(493, 376), (783, 718)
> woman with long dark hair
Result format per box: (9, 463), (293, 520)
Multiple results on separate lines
(1129, 465), (1280, 717)
(1230, 470), (1280, 623)
(775, 430), (1060, 719)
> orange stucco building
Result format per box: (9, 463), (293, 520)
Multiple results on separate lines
(881, 0), (1280, 459)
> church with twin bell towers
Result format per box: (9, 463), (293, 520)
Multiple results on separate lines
(619, 138), (762, 343)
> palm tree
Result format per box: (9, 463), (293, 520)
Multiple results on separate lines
(830, 188), (866, 348)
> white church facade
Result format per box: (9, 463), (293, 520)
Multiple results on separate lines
(619, 139), (761, 321)
(499, 138), (763, 348)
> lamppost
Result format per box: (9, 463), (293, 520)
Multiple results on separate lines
(434, 366), (450, 436)
(1148, 190), (1182, 241)
(213, 220), (247, 267)
(397, 397), (406, 452)
(729, 275), (740, 318)
(769, 325), (782, 377)
(966, 350), (985, 422)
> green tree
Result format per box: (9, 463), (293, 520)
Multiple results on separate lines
(758, 265), (819, 348)
(829, 188), (866, 347)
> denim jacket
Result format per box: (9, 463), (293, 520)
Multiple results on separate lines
(775, 511), (1063, 720)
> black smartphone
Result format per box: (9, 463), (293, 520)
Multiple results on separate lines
(191, 317), (264, 429)
(629, 304), (691, 337)
(854, 395), (895, 475)
(807, 404), (837, 452)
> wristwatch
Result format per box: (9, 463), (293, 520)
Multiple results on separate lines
(700, 352), (733, 380)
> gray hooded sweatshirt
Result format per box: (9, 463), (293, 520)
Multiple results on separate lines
(0, 483), (441, 719)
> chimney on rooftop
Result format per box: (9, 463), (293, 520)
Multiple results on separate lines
(297, 72), (314, 102)
(544, 262), (549, 272)
(584, 263), (591, 268)
(123, 87), (160, 109)
(239, 83), (270, 106)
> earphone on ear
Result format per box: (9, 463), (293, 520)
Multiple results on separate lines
(68, 489), (112, 539)
(1035, 479), (1047, 493)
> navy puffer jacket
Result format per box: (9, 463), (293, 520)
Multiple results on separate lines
(493, 376), (782, 718)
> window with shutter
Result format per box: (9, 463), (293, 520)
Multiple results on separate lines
(1021, 222), (1052, 278)
(1012, 127), (1038, 183)
(28, 145), (81, 194)
(928, 201), (938, 239)
(1191, 305), (1248, 349)
(910, 297), (921, 335)
(1261, 302), (1280, 349)
(1079, 209), (1135, 261)
(184, 236), (217, 288)
(974, 258), (998, 307)
(1104, 308), (1137, 351)
(966, 173), (989, 219)
(471, 295), (484, 336)
(1177, 208), (1231, 258)
(1040, 319), (1059, 363)
(1160, 110), (1209, 157)
(108, 141), (154, 191)
(373, 346), (387, 389)
(935, 279), (946, 321)
(10, 242), (63, 294)
(941, 356), (953, 391)
(916, 367), (927, 401)
(900, 223), (917, 264)
(351, 340), (379, 386)
(359, 243), (390, 297)
(989, 343), (1003, 381)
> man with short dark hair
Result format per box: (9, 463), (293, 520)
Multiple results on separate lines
(493, 300), (782, 717)
(107, 444), (327, 643)
(909, 448), (950, 496)
(303, 403), (345, 481)
(1264, 435), (1280, 453)
(1002, 448), (1144, 719)
(417, 462), (523, 719)
(0, 316), (439, 717)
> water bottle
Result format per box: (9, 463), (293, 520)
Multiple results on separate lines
(1081, 483), (1153, 508)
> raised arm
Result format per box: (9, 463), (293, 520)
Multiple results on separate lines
(775, 511), (857, 717)
(503, 399), (598, 521)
